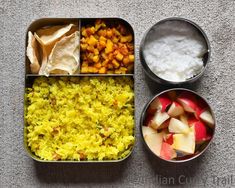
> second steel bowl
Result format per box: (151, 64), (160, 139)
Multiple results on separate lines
(139, 17), (211, 85)
(140, 88), (216, 163)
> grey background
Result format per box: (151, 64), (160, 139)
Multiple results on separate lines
(0, 0), (234, 187)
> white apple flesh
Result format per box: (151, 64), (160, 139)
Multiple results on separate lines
(198, 110), (214, 128)
(144, 132), (164, 156)
(149, 111), (170, 130)
(142, 126), (157, 138)
(168, 101), (184, 117)
(172, 127), (195, 154)
(168, 118), (190, 134)
(194, 98), (215, 128)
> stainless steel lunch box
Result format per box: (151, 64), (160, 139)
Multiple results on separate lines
(24, 18), (136, 163)
(139, 17), (211, 85)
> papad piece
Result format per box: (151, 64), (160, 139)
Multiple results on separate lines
(42, 31), (79, 76)
(26, 31), (41, 74)
(35, 24), (74, 45)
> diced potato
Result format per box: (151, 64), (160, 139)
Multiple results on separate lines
(94, 49), (99, 55)
(112, 60), (120, 68)
(82, 29), (87, 37)
(81, 37), (86, 43)
(87, 45), (94, 52)
(81, 67), (89, 73)
(120, 35), (133, 43)
(99, 40), (106, 49)
(119, 67), (127, 72)
(107, 70), (114, 74)
(88, 66), (98, 73)
(116, 53), (123, 61)
(112, 37), (119, 43)
(123, 56), (130, 65)
(102, 59), (109, 67)
(86, 27), (95, 36)
(90, 27), (96, 34)
(88, 35), (98, 46)
(113, 29), (121, 36)
(128, 55), (134, 62)
(99, 36), (106, 41)
(94, 63), (102, 68)
(106, 29), (113, 38)
(81, 43), (88, 51)
(98, 67), (106, 74)
(114, 70), (122, 74)
(82, 61), (89, 67)
(81, 26), (85, 33)
(101, 52), (107, 60)
(105, 39), (113, 54)
(108, 53), (114, 60)
(119, 45), (129, 55)
(97, 29), (106, 37)
(92, 55), (99, 63)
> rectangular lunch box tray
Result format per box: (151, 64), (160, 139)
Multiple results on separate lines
(24, 18), (135, 163)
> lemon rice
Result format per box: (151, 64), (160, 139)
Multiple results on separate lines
(25, 77), (134, 161)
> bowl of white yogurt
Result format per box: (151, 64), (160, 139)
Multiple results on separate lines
(140, 17), (211, 85)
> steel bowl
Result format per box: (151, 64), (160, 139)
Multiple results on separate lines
(140, 88), (216, 163)
(139, 17), (211, 85)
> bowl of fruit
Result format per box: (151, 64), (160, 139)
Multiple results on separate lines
(140, 89), (215, 162)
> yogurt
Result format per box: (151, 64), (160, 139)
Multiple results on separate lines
(143, 21), (207, 82)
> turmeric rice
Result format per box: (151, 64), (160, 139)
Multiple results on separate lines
(25, 77), (134, 161)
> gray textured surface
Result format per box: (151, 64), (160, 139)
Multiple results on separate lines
(0, 0), (235, 187)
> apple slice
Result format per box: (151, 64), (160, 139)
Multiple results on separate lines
(190, 121), (208, 144)
(168, 118), (189, 134)
(149, 111), (170, 130)
(142, 126), (157, 138)
(160, 142), (177, 160)
(177, 91), (197, 113)
(164, 133), (174, 145)
(195, 98), (214, 128)
(198, 110), (214, 128)
(158, 119), (170, 130)
(149, 94), (172, 113)
(172, 127), (195, 154)
(168, 101), (184, 117)
(144, 132), (164, 156)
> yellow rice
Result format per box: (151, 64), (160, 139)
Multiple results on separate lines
(26, 77), (134, 161)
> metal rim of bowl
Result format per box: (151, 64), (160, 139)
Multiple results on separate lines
(139, 17), (211, 85)
(139, 88), (216, 163)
